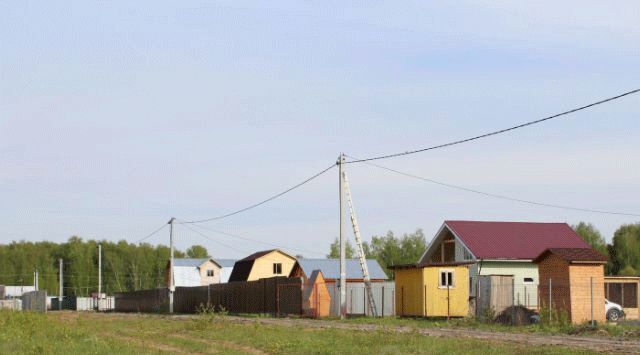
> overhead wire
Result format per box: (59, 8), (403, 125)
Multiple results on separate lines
(133, 223), (169, 244)
(179, 163), (336, 224)
(348, 154), (640, 217)
(346, 88), (640, 164)
(185, 221), (326, 257)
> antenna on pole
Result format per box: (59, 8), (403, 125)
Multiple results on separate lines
(169, 217), (176, 314)
(338, 153), (347, 319)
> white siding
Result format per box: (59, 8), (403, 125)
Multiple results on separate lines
(469, 261), (539, 308)
(219, 267), (234, 283)
(173, 266), (201, 287)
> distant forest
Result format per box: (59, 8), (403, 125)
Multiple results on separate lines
(0, 237), (209, 296)
(1, 221), (638, 296)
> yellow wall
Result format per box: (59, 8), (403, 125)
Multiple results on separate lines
(247, 250), (297, 281)
(395, 265), (469, 317)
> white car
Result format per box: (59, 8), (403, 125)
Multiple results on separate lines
(605, 299), (624, 321)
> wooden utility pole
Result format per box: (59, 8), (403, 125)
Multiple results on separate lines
(59, 258), (63, 310)
(338, 153), (346, 319)
(98, 244), (102, 297)
(169, 217), (176, 313)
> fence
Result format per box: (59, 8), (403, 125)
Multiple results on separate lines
(0, 299), (22, 310)
(473, 278), (608, 325)
(115, 288), (169, 313)
(175, 277), (302, 315)
(21, 291), (47, 312)
(324, 281), (395, 317)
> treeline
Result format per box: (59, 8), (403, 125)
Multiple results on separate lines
(573, 222), (640, 276)
(328, 229), (427, 277)
(329, 222), (640, 278)
(0, 237), (209, 296)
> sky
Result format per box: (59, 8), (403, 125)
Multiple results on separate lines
(1, 1), (639, 259)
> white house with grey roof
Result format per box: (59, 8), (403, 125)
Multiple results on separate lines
(166, 258), (222, 287)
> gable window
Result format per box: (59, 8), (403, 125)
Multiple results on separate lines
(273, 263), (282, 275)
(439, 269), (455, 288)
(523, 277), (534, 284)
(207, 270), (214, 277)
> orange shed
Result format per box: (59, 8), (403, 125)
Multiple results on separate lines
(534, 248), (608, 324)
(302, 270), (331, 318)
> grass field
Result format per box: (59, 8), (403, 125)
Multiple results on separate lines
(0, 310), (604, 354)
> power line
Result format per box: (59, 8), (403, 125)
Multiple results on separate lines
(134, 223), (168, 244)
(180, 163), (336, 224)
(185, 221), (326, 257)
(347, 88), (640, 164)
(351, 155), (640, 217)
(180, 222), (252, 255)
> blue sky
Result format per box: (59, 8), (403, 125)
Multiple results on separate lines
(1, 1), (639, 258)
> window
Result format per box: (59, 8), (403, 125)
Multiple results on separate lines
(273, 263), (282, 275)
(439, 270), (455, 288)
(207, 270), (214, 277)
(523, 277), (534, 284)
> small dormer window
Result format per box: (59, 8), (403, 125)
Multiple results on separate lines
(207, 270), (214, 277)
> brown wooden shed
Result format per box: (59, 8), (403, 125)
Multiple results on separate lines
(534, 248), (607, 324)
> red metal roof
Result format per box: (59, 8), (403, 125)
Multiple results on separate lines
(445, 220), (591, 260)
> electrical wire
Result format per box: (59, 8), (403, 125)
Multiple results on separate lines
(180, 222), (252, 255)
(185, 221), (326, 257)
(179, 163), (336, 224)
(134, 223), (168, 243)
(346, 88), (640, 164)
(350, 155), (640, 217)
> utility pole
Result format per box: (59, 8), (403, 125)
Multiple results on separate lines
(169, 217), (176, 314)
(338, 153), (347, 319)
(98, 244), (102, 297)
(59, 258), (63, 311)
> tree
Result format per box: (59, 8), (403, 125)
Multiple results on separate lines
(327, 238), (355, 258)
(186, 245), (209, 258)
(365, 229), (427, 278)
(610, 223), (640, 276)
(572, 222), (608, 255)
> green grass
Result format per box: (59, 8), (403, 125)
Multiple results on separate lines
(0, 310), (602, 354)
(340, 315), (640, 338)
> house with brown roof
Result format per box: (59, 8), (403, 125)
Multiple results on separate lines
(228, 249), (297, 282)
(419, 221), (593, 314)
(534, 248), (607, 324)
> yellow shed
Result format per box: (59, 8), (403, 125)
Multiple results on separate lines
(391, 262), (472, 318)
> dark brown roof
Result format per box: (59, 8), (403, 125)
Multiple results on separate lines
(228, 259), (254, 282)
(533, 248), (608, 264)
(238, 249), (279, 262)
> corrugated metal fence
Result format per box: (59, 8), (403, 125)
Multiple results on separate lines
(325, 281), (396, 317)
(175, 277), (302, 315)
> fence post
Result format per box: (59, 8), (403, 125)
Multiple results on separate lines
(511, 278), (515, 326)
(363, 286), (366, 316)
(350, 289), (353, 316)
(524, 286), (527, 308)
(276, 284), (280, 317)
(548, 278), (553, 323)
(381, 286), (385, 317)
(590, 277), (594, 326)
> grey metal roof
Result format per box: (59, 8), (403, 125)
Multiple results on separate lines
(215, 259), (237, 267)
(173, 258), (211, 268)
(296, 259), (388, 280)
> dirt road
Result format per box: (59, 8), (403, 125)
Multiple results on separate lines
(221, 316), (640, 354)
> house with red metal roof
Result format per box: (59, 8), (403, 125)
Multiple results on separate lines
(418, 221), (592, 314)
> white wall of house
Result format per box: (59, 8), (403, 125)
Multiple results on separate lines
(219, 267), (234, 283)
(469, 261), (539, 308)
(174, 266), (201, 287)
